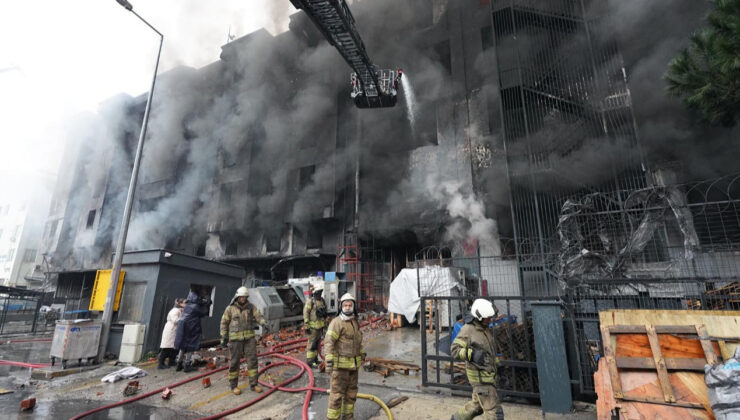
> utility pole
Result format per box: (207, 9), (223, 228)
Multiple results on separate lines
(97, 0), (163, 361)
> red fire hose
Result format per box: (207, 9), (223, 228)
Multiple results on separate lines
(69, 316), (389, 420)
(0, 359), (50, 369)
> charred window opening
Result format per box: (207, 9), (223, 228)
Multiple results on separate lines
(86, 210), (96, 229)
(219, 183), (233, 208)
(306, 224), (322, 249)
(265, 231), (281, 252)
(225, 240), (238, 256)
(433, 40), (452, 74)
(481, 26), (493, 50)
(299, 165), (316, 190)
(196, 243), (206, 257)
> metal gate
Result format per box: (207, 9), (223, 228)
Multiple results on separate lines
(417, 255), (558, 400)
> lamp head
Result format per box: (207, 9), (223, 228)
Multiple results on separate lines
(115, 0), (133, 11)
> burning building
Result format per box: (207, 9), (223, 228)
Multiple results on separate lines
(36, 0), (740, 332)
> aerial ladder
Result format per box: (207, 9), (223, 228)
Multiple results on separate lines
(289, 0), (402, 108)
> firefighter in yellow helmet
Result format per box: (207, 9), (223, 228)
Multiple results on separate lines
(450, 298), (504, 420)
(304, 281), (328, 368)
(220, 286), (269, 395)
(324, 293), (365, 420)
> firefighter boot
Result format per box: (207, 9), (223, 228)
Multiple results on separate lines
(183, 362), (195, 373)
(176, 360), (184, 371)
(230, 380), (241, 395)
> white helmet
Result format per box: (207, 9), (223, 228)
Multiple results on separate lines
(312, 282), (324, 292)
(236, 286), (249, 297)
(470, 299), (496, 321)
(340, 293), (355, 303)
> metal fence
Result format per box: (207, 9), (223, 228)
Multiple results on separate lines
(418, 172), (740, 400)
(0, 286), (53, 336)
(418, 256), (555, 399)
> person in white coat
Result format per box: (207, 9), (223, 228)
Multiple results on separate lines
(158, 298), (184, 369)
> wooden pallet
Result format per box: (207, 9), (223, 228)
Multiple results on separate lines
(597, 322), (740, 419)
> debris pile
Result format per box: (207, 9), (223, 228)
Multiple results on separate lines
(363, 358), (420, 377)
(122, 380), (140, 396)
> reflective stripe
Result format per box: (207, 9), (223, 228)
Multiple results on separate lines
(229, 330), (255, 341)
(341, 403), (354, 414)
(228, 371), (239, 380)
(326, 329), (339, 340)
(308, 320), (326, 329)
(452, 338), (467, 347)
(325, 354), (334, 362)
(248, 369), (258, 378)
(335, 355), (362, 369)
(327, 407), (341, 419)
(306, 350), (318, 359)
(465, 368), (495, 384)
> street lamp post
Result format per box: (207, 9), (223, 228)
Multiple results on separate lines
(97, 0), (163, 361)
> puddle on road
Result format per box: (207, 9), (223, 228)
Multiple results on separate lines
(3, 398), (197, 419)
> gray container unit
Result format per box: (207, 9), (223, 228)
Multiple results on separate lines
(50, 319), (102, 368)
(108, 249), (245, 356)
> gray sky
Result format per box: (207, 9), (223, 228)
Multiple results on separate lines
(0, 0), (292, 203)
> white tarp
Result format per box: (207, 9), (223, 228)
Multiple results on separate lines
(388, 266), (466, 324)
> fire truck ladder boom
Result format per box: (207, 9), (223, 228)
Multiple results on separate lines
(290, 0), (398, 108)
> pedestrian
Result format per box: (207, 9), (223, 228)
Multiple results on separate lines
(450, 314), (464, 343)
(220, 286), (270, 395)
(450, 299), (504, 420)
(324, 293), (365, 420)
(158, 298), (185, 369)
(174, 290), (211, 372)
(304, 281), (328, 368)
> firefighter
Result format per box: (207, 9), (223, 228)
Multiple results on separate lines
(304, 281), (328, 368)
(220, 286), (270, 395)
(450, 299), (504, 420)
(324, 293), (365, 420)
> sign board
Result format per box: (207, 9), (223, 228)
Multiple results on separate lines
(89, 269), (125, 311)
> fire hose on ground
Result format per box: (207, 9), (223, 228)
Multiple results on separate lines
(69, 316), (392, 420)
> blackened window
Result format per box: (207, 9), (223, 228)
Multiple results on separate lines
(434, 40), (452, 74)
(196, 243), (206, 256)
(306, 225), (322, 249)
(481, 26), (493, 50)
(265, 231), (281, 252)
(299, 165), (316, 190)
(225, 241), (237, 255)
(220, 183), (233, 208)
(86, 210), (96, 229)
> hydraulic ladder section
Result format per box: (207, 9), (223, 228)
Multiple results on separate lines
(289, 0), (401, 108)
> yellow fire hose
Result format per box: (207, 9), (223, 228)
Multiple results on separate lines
(357, 393), (394, 420)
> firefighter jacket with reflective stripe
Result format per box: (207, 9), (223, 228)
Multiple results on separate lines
(220, 302), (266, 341)
(303, 297), (328, 330)
(451, 320), (499, 385)
(324, 316), (363, 369)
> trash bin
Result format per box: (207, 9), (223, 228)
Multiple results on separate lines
(50, 319), (102, 369)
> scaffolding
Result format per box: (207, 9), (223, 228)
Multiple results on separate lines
(337, 232), (386, 311)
